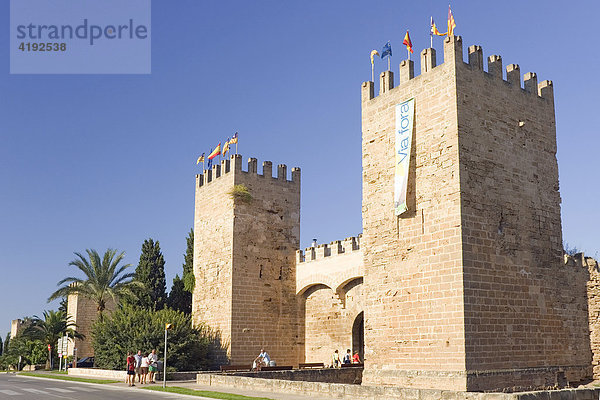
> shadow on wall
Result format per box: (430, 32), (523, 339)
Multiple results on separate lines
(204, 327), (230, 369)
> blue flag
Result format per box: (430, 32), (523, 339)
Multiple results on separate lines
(207, 157), (213, 169)
(381, 41), (392, 59)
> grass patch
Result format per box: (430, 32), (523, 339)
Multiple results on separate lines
(142, 386), (275, 400)
(18, 372), (120, 384)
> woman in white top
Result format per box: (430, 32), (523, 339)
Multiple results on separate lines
(140, 354), (150, 384)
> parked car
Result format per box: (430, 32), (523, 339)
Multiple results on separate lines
(66, 356), (94, 369)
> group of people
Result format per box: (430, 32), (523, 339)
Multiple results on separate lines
(331, 349), (360, 368)
(125, 349), (159, 386)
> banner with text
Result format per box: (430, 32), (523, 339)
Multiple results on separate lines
(394, 98), (415, 215)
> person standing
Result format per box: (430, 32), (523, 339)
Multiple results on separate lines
(134, 350), (143, 383)
(140, 353), (150, 384)
(148, 349), (158, 384)
(343, 349), (351, 365)
(126, 352), (136, 387)
(331, 349), (340, 368)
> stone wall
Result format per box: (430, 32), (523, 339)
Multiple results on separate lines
(196, 372), (600, 400)
(296, 237), (364, 365)
(579, 254), (600, 378)
(10, 319), (23, 339)
(193, 154), (301, 366)
(456, 43), (592, 388)
(66, 289), (115, 358)
(361, 36), (466, 390)
(360, 35), (592, 391)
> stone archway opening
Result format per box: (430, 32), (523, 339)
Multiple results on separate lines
(352, 311), (364, 362)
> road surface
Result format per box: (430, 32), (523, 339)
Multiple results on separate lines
(0, 373), (204, 399)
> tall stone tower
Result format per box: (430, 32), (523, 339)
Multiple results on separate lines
(361, 36), (591, 391)
(192, 154), (301, 366)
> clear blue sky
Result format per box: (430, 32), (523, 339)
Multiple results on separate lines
(1, 0), (598, 340)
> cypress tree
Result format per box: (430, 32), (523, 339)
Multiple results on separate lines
(182, 229), (195, 293)
(135, 239), (167, 310)
(0, 334), (3, 356)
(167, 275), (192, 314)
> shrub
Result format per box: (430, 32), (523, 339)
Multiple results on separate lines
(91, 305), (210, 371)
(228, 184), (252, 204)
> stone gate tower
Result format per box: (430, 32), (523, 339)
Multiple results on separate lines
(192, 154), (300, 366)
(361, 36), (591, 391)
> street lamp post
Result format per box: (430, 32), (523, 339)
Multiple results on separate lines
(163, 323), (172, 388)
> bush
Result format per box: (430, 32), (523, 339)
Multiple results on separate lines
(228, 184), (252, 203)
(91, 305), (211, 371)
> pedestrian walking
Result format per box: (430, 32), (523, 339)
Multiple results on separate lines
(148, 349), (158, 383)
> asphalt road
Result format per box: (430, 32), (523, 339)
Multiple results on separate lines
(0, 374), (203, 399)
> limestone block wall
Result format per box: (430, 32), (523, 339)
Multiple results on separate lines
(10, 319), (23, 339)
(361, 37), (466, 390)
(192, 161), (235, 365)
(66, 290), (115, 358)
(455, 44), (592, 390)
(193, 154), (300, 367)
(580, 254), (600, 378)
(361, 35), (591, 391)
(295, 237), (364, 365)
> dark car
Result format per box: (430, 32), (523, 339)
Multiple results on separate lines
(66, 356), (94, 369)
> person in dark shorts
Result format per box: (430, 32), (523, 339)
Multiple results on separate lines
(126, 352), (136, 386)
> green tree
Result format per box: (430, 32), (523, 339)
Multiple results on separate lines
(23, 310), (83, 365)
(0, 334), (3, 356)
(182, 229), (195, 293)
(134, 239), (167, 310)
(4, 333), (10, 355)
(91, 305), (210, 371)
(3, 335), (46, 368)
(167, 275), (192, 314)
(48, 249), (139, 315)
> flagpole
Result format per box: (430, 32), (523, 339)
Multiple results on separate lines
(371, 63), (374, 82)
(430, 33), (433, 48)
(407, 49), (410, 61)
(387, 57), (390, 71)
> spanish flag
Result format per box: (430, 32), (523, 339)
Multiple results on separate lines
(448, 5), (456, 37)
(229, 132), (238, 144)
(403, 31), (413, 54)
(196, 153), (205, 165)
(222, 139), (230, 156)
(431, 17), (446, 36)
(208, 143), (221, 160)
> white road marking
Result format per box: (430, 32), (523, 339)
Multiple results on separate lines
(21, 388), (48, 394)
(46, 387), (75, 393)
(0, 389), (22, 395)
(65, 386), (98, 391)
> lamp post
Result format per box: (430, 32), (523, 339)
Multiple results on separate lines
(163, 323), (172, 388)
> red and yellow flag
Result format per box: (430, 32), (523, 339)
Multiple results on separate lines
(403, 31), (413, 54)
(431, 17), (446, 36)
(222, 139), (230, 156)
(208, 143), (221, 160)
(448, 5), (456, 37)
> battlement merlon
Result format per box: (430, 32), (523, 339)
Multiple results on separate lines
(196, 153), (300, 188)
(361, 35), (553, 103)
(296, 234), (362, 263)
(565, 252), (599, 271)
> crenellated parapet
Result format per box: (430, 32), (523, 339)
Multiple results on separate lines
(362, 35), (553, 104)
(296, 234), (362, 264)
(196, 153), (300, 188)
(565, 252), (599, 271)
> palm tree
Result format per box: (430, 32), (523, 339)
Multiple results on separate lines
(22, 310), (83, 368)
(48, 249), (139, 314)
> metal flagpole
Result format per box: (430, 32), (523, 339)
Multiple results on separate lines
(371, 62), (374, 82)
(387, 56), (390, 71)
